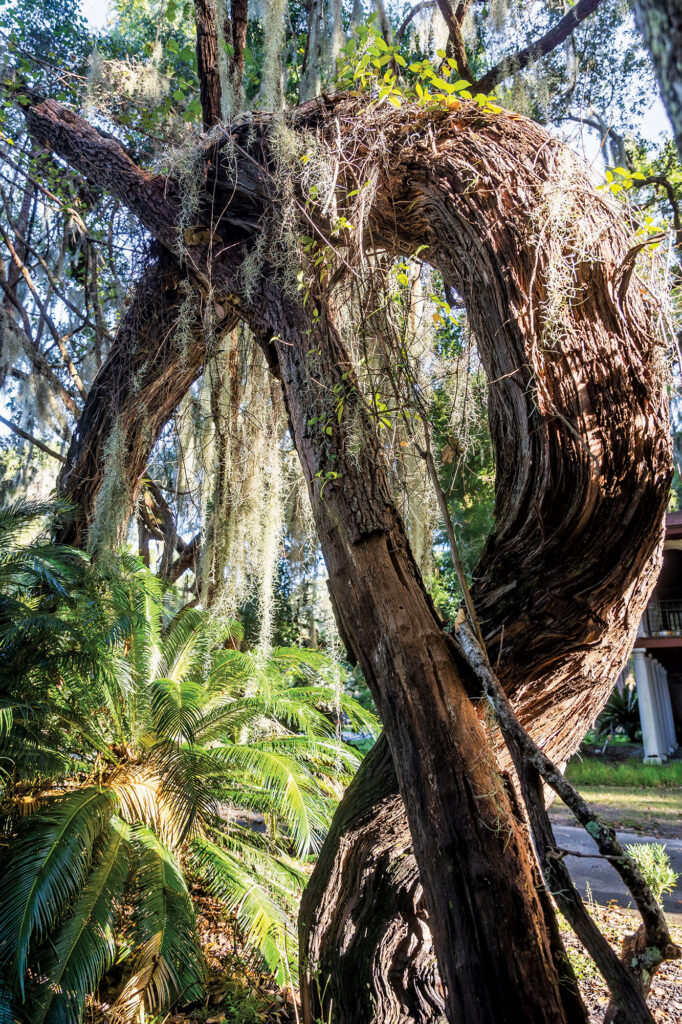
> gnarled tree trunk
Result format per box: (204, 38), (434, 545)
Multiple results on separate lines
(299, 734), (443, 1024)
(295, 97), (671, 1022)
(24, 91), (672, 1024)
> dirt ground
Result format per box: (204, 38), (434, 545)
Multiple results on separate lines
(86, 890), (680, 1024)
(559, 903), (682, 1024)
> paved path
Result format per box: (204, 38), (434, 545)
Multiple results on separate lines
(553, 825), (682, 926)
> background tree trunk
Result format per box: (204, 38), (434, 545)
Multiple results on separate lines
(632, 0), (682, 159)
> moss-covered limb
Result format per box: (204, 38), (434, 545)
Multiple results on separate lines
(56, 258), (237, 549)
(456, 620), (681, 1017)
(474, 0), (604, 94)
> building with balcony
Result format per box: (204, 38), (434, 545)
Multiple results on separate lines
(631, 511), (682, 762)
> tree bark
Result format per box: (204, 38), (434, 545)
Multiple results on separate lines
(299, 736), (444, 1024)
(55, 255), (236, 546)
(23, 94), (672, 1023)
(631, 0), (682, 160)
(195, 0), (223, 128)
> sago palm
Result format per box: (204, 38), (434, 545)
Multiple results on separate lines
(0, 515), (376, 1023)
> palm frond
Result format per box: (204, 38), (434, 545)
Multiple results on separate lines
(110, 764), (192, 851)
(147, 743), (218, 844)
(0, 500), (75, 548)
(0, 787), (119, 992)
(29, 816), (131, 1024)
(206, 649), (257, 692)
(205, 819), (308, 895)
(188, 835), (297, 986)
(150, 678), (205, 744)
(0, 703), (13, 738)
(207, 743), (328, 855)
(0, 731), (73, 786)
(110, 825), (203, 1021)
(273, 684), (379, 736)
(157, 607), (207, 683)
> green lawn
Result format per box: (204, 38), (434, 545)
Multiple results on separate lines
(550, 755), (682, 836)
(565, 756), (682, 789)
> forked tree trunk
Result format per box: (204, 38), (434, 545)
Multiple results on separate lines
(24, 94), (671, 1024)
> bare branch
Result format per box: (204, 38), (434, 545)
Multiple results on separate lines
(0, 280), (81, 417)
(0, 222), (88, 400)
(435, 0), (472, 80)
(396, 1), (436, 45)
(0, 413), (66, 462)
(474, 0), (603, 95)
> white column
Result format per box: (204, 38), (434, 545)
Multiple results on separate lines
(651, 662), (666, 752)
(632, 649), (668, 762)
(651, 659), (677, 753)
(658, 663), (678, 753)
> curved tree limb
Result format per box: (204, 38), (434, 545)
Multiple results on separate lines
(396, 1), (436, 45)
(55, 255), (237, 547)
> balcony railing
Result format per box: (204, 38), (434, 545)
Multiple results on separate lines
(644, 600), (682, 636)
